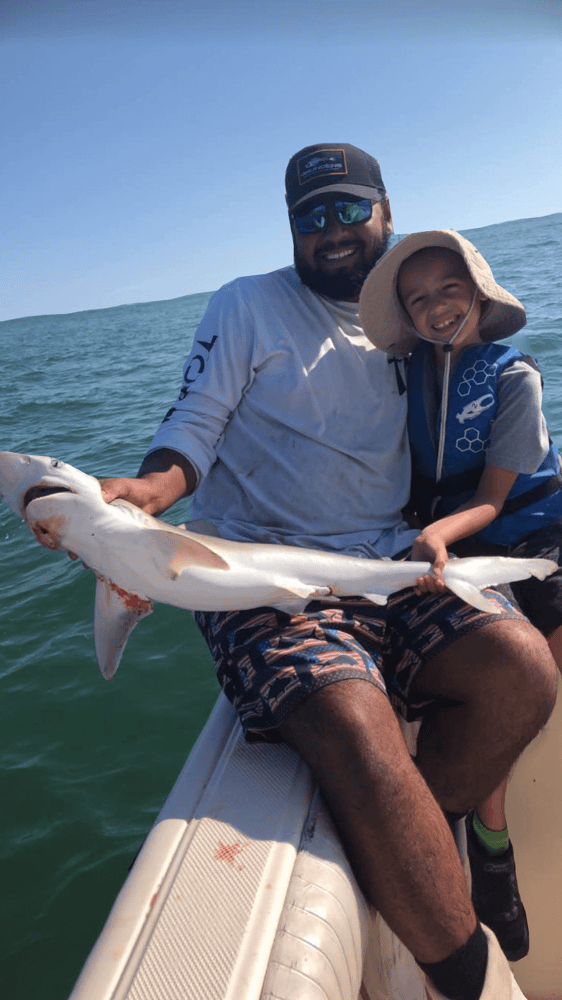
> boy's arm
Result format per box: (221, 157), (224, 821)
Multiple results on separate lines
(412, 464), (518, 592)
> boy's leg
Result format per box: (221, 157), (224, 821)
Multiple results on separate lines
(465, 797), (529, 962)
(475, 778), (508, 834)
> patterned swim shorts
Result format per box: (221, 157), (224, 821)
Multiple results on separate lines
(194, 588), (524, 741)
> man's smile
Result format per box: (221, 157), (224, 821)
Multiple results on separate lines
(324, 247), (358, 261)
(315, 242), (361, 265)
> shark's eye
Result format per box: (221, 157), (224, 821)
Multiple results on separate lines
(50, 459), (62, 468)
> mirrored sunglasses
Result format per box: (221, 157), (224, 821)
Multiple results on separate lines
(292, 197), (373, 235)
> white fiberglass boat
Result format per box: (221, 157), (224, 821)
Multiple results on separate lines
(69, 690), (562, 1000)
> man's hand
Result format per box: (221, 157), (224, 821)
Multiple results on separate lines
(99, 476), (165, 513)
(99, 449), (198, 516)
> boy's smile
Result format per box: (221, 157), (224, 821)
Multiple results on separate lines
(398, 248), (487, 363)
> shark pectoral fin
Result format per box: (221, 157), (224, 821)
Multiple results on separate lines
(94, 577), (153, 680)
(270, 581), (332, 614)
(270, 597), (309, 614)
(440, 572), (497, 613)
(143, 529), (230, 578)
(361, 592), (389, 605)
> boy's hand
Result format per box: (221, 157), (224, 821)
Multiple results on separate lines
(411, 530), (449, 595)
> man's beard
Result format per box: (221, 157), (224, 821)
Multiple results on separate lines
(293, 226), (391, 301)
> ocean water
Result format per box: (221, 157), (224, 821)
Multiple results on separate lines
(1, 213), (561, 999)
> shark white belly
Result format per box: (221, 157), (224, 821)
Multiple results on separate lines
(0, 451), (556, 680)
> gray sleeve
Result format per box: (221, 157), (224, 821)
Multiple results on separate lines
(486, 359), (551, 473)
(147, 280), (257, 481)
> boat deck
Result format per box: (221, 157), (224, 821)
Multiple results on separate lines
(69, 692), (562, 999)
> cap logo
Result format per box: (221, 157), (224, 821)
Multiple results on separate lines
(297, 148), (347, 186)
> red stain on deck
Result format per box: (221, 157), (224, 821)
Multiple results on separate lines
(145, 891), (159, 920)
(214, 840), (246, 871)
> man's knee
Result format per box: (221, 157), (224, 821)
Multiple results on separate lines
(487, 619), (558, 733)
(417, 618), (558, 736)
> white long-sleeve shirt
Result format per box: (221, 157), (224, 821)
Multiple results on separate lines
(148, 266), (418, 559)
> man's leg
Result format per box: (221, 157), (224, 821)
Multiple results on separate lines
(410, 617), (557, 814)
(279, 615), (556, 999)
(196, 601), (557, 997)
(198, 604), (479, 961)
(279, 678), (477, 964)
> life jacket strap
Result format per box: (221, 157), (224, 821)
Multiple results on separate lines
(499, 473), (562, 517)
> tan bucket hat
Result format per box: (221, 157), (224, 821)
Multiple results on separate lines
(359, 229), (527, 355)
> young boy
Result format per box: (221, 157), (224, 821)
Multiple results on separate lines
(359, 230), (562, 963)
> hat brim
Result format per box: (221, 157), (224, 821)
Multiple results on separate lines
(359, 230), (526, 354)
(289, 183), (386, 212)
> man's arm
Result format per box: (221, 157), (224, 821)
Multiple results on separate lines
(100, 448), (198, 516)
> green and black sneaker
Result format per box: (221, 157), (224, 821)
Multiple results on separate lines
(465, 811), (530, 962)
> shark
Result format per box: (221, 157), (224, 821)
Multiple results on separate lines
(0, 451), (556, 680)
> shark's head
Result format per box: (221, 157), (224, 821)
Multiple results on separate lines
(0, 452), (102, 520)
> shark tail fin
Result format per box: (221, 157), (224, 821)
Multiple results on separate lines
(442, 555), (558, 613)
(94, 577), (153, 680)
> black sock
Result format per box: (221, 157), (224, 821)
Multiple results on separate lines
(418, 922), (488, 1000)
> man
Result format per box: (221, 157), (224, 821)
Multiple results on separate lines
(102, 144), (557, 999)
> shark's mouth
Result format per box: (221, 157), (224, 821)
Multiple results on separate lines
(23, 485), (73, 509)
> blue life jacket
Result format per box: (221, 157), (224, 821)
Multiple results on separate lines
(407, 342), (562, 545)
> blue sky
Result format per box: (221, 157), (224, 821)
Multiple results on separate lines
(1, 0), (560, 321)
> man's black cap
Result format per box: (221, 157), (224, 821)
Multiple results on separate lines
(285, 143), (387, 212)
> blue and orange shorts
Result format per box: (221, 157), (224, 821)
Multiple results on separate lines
(194, 587), (524, 741)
